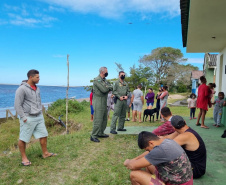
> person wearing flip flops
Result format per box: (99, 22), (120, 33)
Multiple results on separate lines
(212, 92), (226, 127)
(15, 70), (56, 166)
(196, 76), (211, 129)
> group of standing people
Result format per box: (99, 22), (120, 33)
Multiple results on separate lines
(90, 67), (131, 142)
(123, 74), (226, 184)
(90, 66), (171, 142)
(188, 75), (226, 129)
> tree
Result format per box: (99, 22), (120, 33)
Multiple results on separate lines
(115, 62), (124, 73)
(126, 64), (154, 93)
(139, 47), (187, 83)
(161, 63), (199, 92)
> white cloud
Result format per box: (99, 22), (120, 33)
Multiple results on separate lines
(4, 4), (20, 11)
(39, 0), (180, 18)
(48, 5), (65, 12)
(186, 58), (204, 64)
(2, 4), (57, 27)
(2, 0), (180, 27)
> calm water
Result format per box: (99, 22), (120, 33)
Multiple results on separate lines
(0, 84), (90, 118)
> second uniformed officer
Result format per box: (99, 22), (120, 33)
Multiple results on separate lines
(110, 71), (130, 134)
(91, 67), (113, 142)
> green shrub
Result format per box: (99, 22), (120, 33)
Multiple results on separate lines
(177, 84), (187, 93)
(80, 100), (90, 107)
(47, 99), (84, 117)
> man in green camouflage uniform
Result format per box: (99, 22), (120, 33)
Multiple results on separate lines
(110, 71), (130, 134)
(91, 67), (113, 142)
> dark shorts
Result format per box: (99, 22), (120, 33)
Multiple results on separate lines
(90, 105), (94, 115)
(147, 102), (154, 107)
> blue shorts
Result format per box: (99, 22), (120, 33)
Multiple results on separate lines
(19, 114), (48, 143)
(147, 102), (154, 107)
(90, 105), (94, 115)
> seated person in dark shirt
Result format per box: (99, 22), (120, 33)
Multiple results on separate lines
(124, 131), (193, 185)
(164, 115), (206, 179)
(152, 107), (175, 136)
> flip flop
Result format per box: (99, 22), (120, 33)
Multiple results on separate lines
(196, 123), (201, 126)
(43, 153), (57, 159)
(201, 126), (209, 129)
(21, 161), (31, 166)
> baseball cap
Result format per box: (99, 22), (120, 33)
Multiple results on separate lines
(171, 115), (186, 129)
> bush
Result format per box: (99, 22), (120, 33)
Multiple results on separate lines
(177, 84), (187, 93)
(47, 99), (84, 117)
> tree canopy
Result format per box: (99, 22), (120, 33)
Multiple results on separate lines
(139, 47), (187, 83)
(126, 64), (153, 91)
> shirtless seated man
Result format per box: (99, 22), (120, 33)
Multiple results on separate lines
(164, 115), (207, 179)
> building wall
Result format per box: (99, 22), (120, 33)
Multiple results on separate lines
(216, 47), (226, 126)
(203, 55), (215, 84)
(205, 68), (214, 84)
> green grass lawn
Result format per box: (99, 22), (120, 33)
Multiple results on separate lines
(0, 97), (215, 185)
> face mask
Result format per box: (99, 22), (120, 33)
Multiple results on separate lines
(120, 75), (125, 80)
(104, 72), (108, 77)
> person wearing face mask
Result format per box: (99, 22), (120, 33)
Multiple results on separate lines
(91, 67), (113, 142)
(187, 93), (197, 120)
(110, 71), (130, 134)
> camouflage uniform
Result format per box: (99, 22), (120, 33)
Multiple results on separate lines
(91, 75), (112, 138)
(110, 80), (130, 131)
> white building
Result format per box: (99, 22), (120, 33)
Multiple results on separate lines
(180, 0), (226, 125)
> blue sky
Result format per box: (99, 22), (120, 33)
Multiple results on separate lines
(0, 0), (205, 86)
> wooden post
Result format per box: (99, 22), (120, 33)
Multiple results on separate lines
(6, 109), (15, 120)
(66, 54), (69, 134)
(6, 110), (8, 120)
(42, 105), (45, 114)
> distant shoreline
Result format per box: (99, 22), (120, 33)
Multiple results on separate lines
(0, 97), (89, 120)
(0, 83), (88, 88)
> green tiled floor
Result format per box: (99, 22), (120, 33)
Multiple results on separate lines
(105, 126), (158, 135)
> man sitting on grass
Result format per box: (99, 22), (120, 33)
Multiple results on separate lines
(152, 107), (175, 136)
(124, 131), (193, 185)
(164, 115), (206, 179)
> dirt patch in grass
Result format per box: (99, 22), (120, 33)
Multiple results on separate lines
(168, 94), (187, 100)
